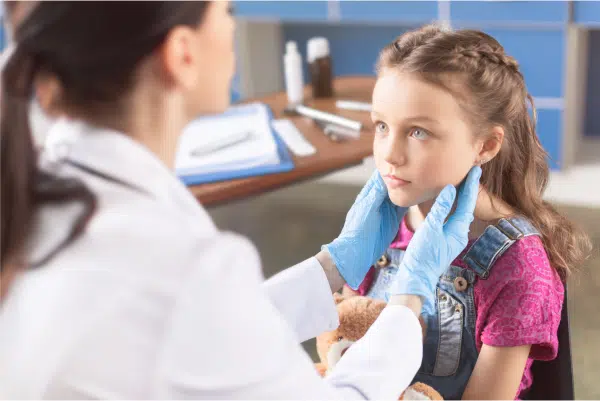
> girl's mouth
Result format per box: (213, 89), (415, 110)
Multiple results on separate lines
(384, 174), (411, 188)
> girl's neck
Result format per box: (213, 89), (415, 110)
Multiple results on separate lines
(405, 185), (515, 239)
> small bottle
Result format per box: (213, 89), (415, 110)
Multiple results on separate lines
(307, 37), (333, 98)
(283, 41), (304, 105)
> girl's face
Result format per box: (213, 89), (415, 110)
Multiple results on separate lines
(372, 70), (482, 207)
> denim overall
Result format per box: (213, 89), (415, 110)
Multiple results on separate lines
(367, 216), (540, 400)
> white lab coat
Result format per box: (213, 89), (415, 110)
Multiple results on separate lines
(0, 119), (422, 399)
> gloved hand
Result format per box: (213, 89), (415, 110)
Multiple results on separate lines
(388, 166), (482, 315)
(323, 171), (408, 290)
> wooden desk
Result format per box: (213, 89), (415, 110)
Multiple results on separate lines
(190, 75), (377, 207)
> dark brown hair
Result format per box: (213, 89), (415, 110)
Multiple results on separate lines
(377, 25), (592, 279)
(1, 2), (210, 294)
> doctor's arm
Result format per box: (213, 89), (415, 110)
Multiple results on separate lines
(263, 249), (423, 343)
(157, 234), (424, 400)
(261, 251), (345, 343)
(263, 171), (409, 342)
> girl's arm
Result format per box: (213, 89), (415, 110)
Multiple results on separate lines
(462, 344), (531, 400)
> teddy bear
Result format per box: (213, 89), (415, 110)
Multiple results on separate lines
(314, 293), (443, 401)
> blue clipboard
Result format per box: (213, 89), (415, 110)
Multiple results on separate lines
(178, 104), (295, 186)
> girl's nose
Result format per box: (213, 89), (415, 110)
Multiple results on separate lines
(383, 134), (407, 167)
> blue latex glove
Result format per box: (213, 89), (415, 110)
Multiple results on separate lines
(388, 166), (482, 315)
(323, 171), (408, 290)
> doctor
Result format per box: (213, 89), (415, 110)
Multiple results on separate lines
(0, 2), (481, 399)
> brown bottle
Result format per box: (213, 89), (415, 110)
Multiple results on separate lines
(307, 37), (333, 98)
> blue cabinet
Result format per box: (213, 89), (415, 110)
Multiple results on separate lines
(483, 29), (565, 98)
(450, 1), (568, 24)
(572, 1), (600, 25)
(234, 1), (329, 21)
(339, 1), (438, 24)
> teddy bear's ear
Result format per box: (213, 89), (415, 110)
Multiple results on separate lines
(333, 292), (346, 305)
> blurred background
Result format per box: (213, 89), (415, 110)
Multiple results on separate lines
(1, 1), (598, 398)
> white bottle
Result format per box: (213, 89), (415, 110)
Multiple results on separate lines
(283, 41), (304, 105)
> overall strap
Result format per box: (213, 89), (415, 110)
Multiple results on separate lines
(462, 216), (540, 279)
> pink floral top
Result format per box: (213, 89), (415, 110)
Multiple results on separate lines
(357, 218), (564, 398)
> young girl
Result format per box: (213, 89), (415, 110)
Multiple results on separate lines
(344, 25), (592, 400)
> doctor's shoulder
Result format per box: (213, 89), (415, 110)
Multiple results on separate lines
(28, 175), (259, 289)
(74, 201), (258, 282)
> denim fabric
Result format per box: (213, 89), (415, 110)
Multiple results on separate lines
(367, 216), (540, 399)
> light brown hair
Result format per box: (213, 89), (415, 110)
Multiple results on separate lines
(377, 25), (592, 279)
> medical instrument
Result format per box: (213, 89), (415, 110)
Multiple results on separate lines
(335, 100), (372, 112)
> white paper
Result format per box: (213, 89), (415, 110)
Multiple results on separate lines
(272, 119), (316, 157)
(175, 103), (280, 176)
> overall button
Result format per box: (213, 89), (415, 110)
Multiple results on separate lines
(455, 304), (462, 314)
(376, 254), (390, 267)
(454, 276), (468, 292)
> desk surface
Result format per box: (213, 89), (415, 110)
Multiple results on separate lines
(190, 75), (376, 207)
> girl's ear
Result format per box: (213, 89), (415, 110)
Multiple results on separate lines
(476, 126), (504, 165)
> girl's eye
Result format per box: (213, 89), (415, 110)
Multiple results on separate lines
(375, 122), (388, 134)
(410, 127), (429, 140)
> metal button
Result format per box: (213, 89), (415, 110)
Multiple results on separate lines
(439, 294), (448, 302)
(376, 254), (390, 267)
(455, 304), (462, 314)
(454, 277), (468, 292)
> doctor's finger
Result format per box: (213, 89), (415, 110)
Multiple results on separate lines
(453, 166), (481, 217)
(424, 185), (456, 231)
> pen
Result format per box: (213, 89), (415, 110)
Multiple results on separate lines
(315, 121), (360, 142)
(294, 104), (363, 132)
(190, 130), (252, 157)
(335, 100), (372, 112)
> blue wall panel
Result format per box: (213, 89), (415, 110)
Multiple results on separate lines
(536, 109), (562, 169)
(235, 1), (329, 21)
(339, 1), (438, 24)
(0, 22), (5, 51)
(450, 1), (568, 24)
(573, 1), (600, 25)
(483, 29), (565, 98)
